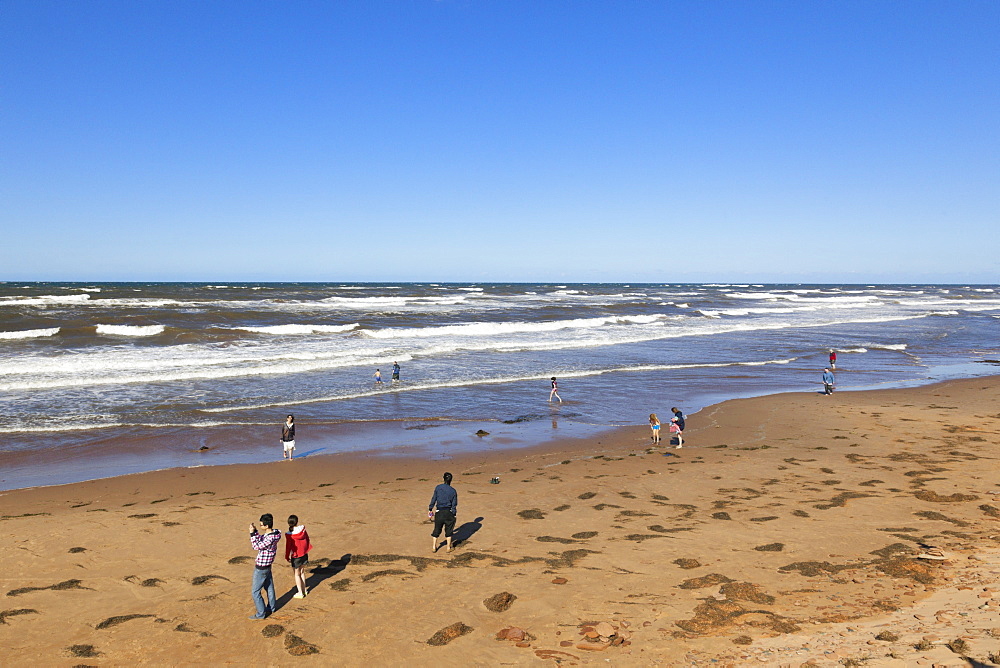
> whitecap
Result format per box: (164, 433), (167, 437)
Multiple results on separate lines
(232, 323), (359, 335)
(95, 324), (165, 337)
(0, 327), (60, 340)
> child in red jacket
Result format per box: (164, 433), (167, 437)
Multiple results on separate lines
(285, 514), (313, 599)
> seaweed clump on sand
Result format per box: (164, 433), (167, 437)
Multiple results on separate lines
(0, 608), (38, 624)
(719, 582), (775, 605)
(678, 573), (733, 589)
(262, 624), (285, 638)
(427, 622), (473, 646)
(7, 579), (88, 597)
(68, 644), (100, 658)
(284, 633), (320, 655)
(673, 558), (701, 569)
(914, 490), (978, 503)
(483, 592), (517, 613)
(95, 614), (154, 630)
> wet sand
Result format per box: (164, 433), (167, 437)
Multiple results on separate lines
(2, 376), (999, 666)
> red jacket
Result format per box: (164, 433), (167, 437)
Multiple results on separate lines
(284, 525), (313, 560)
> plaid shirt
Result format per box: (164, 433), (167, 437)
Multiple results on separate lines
(250, 528), (281, 568)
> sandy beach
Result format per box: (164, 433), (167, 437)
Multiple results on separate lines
(3, 375), (1000, 666)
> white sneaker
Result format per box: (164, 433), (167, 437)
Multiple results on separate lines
(293, 592), (305, 599)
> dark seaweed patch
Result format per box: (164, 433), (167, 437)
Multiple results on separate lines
(361, 569), (414, 582)
(95, 614), (154, 630)
(0, 608), (38, 624)
(678, 573), (733, 589)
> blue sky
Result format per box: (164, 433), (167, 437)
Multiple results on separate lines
(2, 1), (997, 283)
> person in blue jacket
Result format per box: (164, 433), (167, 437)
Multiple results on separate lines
(822, 368), (836, 395)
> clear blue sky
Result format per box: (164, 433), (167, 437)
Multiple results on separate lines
(2, 1), (997, 283)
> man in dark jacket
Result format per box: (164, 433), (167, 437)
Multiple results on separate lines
(428, 472), (458, 553)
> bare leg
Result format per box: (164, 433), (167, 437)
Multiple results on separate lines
(293, 567), (307, 597)
(432, 537), (438, 553)
(446, 536), (453, 552)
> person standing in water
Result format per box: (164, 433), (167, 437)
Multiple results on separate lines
(649, 413), (661, 444)
(829, 350), (837, 369)
(373, 368), (383, 385)
(428, 472), (458, 553)
(549, 377), (562, 403)
(391, 361), (401, 382)
(281, 415), (295, 461)
(284, 514), (313, 599)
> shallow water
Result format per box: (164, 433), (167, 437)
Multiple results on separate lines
(1, 282), (997, 489)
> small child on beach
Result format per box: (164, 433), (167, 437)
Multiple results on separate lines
(549, 377), (562, 403)
(649, 413), (661, 444)
(284, 514), (312, 599)
(374, 368), (383, 385)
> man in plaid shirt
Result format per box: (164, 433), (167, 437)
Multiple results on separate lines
(249, 513), (282, 619)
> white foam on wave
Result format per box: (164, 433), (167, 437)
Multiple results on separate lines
(317, 295), (469, 308)
(0, 327), (60, 340)
(363, 315), (664, 339)
(232, 323), (360, 335)
(202, 357), (801, 413)
(458, 287), (484, 292)
(96, 324), (165, 337)
(0, 294), (91, 306)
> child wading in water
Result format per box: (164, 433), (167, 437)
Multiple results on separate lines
(649, 413), (661, 444)
(285, 515), (312, 599)
(549, 377), (562, 403)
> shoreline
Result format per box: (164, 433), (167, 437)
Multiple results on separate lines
(3, 375), (1000, 664)
(4, 360), (999, 493)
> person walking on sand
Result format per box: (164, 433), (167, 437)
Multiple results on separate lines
(822, 368), (836, 395)
(649, 413), (661, 444)
(549, 377), (562, 403)
(373, 368), (383, 385)
(392, 361), (400, 382)
(249, 513), (281, 620)
(285, 514), (313, 599)
(829, 350), (837, 369)
(281, 415), (295, 460)
(428, 472), (458, 553)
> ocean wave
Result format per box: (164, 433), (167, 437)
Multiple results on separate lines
(363, 315), (664, 339)
(317, 295), (470, 307)
(95, 324), (166, 337)
(0, 327), (60, 340)
(0, 294), (91, 306)
(0, 311), (941, 391)
(232, 323), (360, 335)
(201, 357), (800, 413)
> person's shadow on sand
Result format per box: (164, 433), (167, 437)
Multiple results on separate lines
(290, 447), (326, 459)
(275, 553), (352, 608)
(452, 517), (484, 548)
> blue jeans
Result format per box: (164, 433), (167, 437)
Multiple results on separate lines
(251, 566), (276, 618)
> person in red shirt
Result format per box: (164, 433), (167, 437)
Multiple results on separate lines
(284, 514), (313, 599)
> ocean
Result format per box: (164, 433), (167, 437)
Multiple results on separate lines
(1, 282), (997, 489)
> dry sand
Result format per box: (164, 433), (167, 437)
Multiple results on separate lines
(2, 376), (1000, 666)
